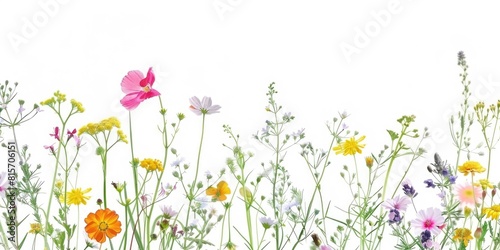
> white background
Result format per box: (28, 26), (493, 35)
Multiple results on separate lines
(1, 1), (500, 249)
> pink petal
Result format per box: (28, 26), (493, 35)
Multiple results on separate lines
(189, 96), (202, 109)
(140, 89), (161, 100)
(201, 96), (212, 108)
(121, 70), (145, 94)
(120, 92), (142, 110)
(139, 67), (155, 87)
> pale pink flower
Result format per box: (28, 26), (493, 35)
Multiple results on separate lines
(120, 67), (160, 110)
(189, 96), (221, 115)
(382, 195), (412, 211)
(454, 181), (482, 208)
(411, 207), (445, 235)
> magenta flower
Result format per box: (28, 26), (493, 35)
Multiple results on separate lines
(382, 195), (412, 212)
(44, 144), (55, 155)
(0, 172), (8, 198)
(189, 96), (221, 115)
(120, 67), (160, 110)
(50, 127), (60, 141)
(411, 207), (445, 235)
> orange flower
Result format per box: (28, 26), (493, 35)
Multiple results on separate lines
(206, 181), (231, 201)
(84, 208), (122, 243)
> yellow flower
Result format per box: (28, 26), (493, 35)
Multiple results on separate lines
(29, 223), (42, 234)
(117, 129), (128, 143)
(40, 97), (55, 106)
(333, 136), (366, 156)
(475, 179), (494, 190)
(60, 188), (92, 206)
(206, 181), (231, 201)
(54, 90), (66, 102)
(483, 205), (500, 220)
(140, 158), (163, 172)
(55, 179), (64, 189)
(70, 99), (85, 113)
(458, 161), (485, 176)
(365, 156), (374, 168)
(452, 228), (473, 247)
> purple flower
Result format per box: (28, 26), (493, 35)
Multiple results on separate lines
(424, 179), (436, 188)
(420, 230), (432, 246)
(449, 175), (457, 184)
(402, 179), (418, 198)
(160, 205), (178, 218)
(189, 96), (221, 115)
(388, 209), (403, 225)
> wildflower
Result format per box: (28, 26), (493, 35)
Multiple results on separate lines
(454, 182), (482, 208)
(189, 96), (221, 115)
(17, 104), (25, 114)
(206, 181), (231, 201)
(474, 227), (482, 239)
(320, 245), (333, 250)
(475, 179), (494, 190)
(140, 193), (152, 208)
(0, 172), (8, 197)
(159, 182), (176, 197)
(55, 179), (64, 189)
(60, 187), (92, 206)
(44, 144), (55, 155)
(382, 195), (411, 211)
(332, 135), (366, 156)
(402, 179), (418, 198)
(411, 207), (445, 235)
(120, 67), (160, 110)
(420, 230), (433, 248)
(67, 128), (77, 141)
(70, 99), (85, 113)
(29, 223), (42, 234)
(424, 179), (436, 188)
(365, 156), (374, 168)
(259, 217), (277, 229)
(140, 158), (164, 172)
(388, 209), (403, 225)
(84, 208), (122, 243)
(281, 200), (299, 213)
(160, 205), (178, 219)
(458, 161), (485, 176)
(170, 157), (185, 167)
(311, 233), (321, 246)
(50, 127), (60, 141)
(483, 205), (500, 220)
(453, 228), (473, 247)
(117, 129), (128, 143)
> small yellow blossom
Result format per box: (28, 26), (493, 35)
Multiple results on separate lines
(60, 187), (92, 206)
(365, 156), (374, 168)
(458, 161), (485, 176)
(55, 179), (64, 189)
(29, 223), (42, 234)
(206, 181), (231, 201)
(70, 99), (85, 113)
(40, 97), (56, 106)
(140, 158), (164, 172)
(117, 129), (128, 143)
(54, 90), (66, 103)
(483, 205), (500, 220)
(453, 228), (473, 247)
(333, 136), (366, 156)
(475, 179), (494, 190)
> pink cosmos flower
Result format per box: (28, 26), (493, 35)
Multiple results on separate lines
(454, 181), (482, 208)
(189, 96), (221, 115)
(382, 195), (412, 211)
(120, 67), (160, 110)
(411, 207), (445, 235)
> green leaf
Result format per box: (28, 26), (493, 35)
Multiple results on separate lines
(387, 130), (399, 140)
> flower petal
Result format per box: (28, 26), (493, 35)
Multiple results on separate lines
(121, 70), (144, 93)
(139, 67), (155, 87)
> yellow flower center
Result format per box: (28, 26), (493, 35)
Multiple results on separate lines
(99, 222), (108, 231)
(142, 85), (151, 92)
